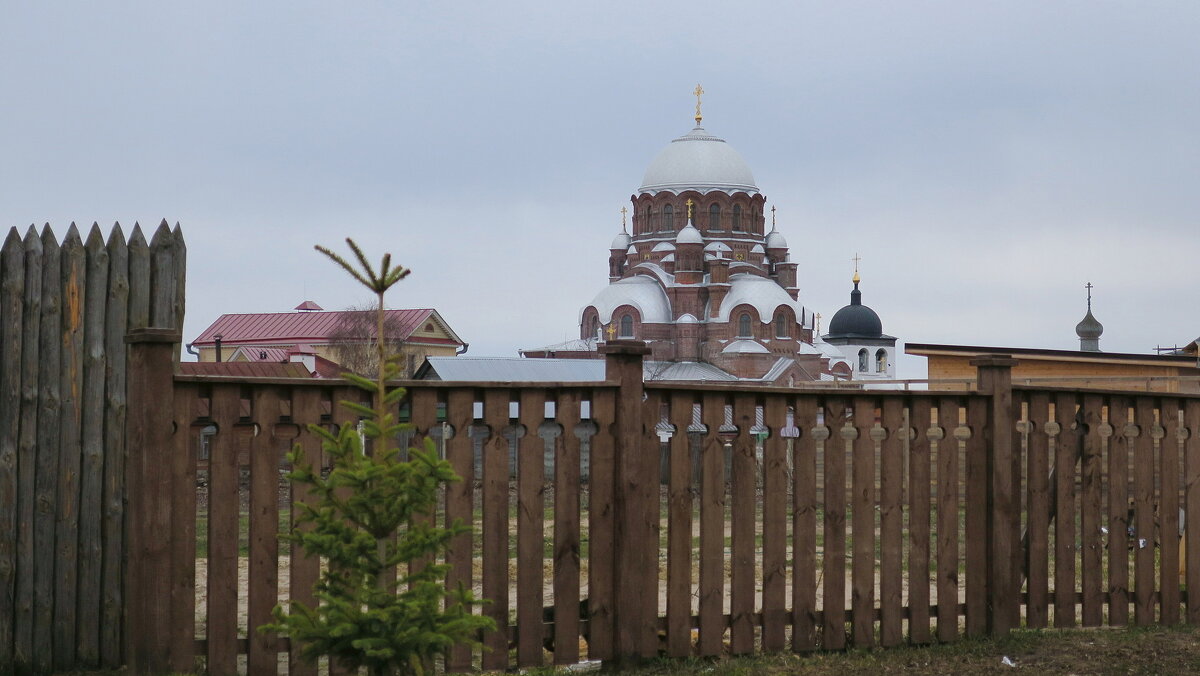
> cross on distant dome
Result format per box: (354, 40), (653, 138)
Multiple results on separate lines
(620, 206), (628, 232)
(815, 312), (822, 334)
(851, 253), (862, 283)
(1086, 281), (1094, 311)
(686, 198), (694, 219)
(693, 84), (704, 125)
(606, 323), (616, 339)
(771, 205), (776, 228)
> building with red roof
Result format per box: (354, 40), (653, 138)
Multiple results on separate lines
(189, 301), (466, 377)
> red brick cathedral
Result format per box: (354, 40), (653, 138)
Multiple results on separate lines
(524, 91), (895, 384)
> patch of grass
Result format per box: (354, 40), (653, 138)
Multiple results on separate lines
(520, 626), (1200, 675)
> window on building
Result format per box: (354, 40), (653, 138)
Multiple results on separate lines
(662, 205), (674, 232)
(876, 349), (888, 373)
(620, 314), (634, 338)
(775, 313), (788, 338)
(732, 204), (742, 231)
(708, 203), (720, 230)
(858, 348), (868, 372)
(738, 313), (752, 338)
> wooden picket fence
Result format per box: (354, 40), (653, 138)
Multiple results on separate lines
(112, 341), (1200, 675)
(0, 222), (185, 673)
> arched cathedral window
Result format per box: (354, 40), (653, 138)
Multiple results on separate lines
(858, 348), (868, 372)
(662, 205), (674, 232)
(876, 349), (887, 373)
(775, 313), (788, 338)
(708, 204), (720, 230)
(732, 204), (742, 231)
(738, 313), (752, 338)
(620, 314), (634, 338)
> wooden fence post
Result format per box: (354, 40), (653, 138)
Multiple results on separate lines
(972, 356), (1019, 635)
(125, 328), (181, 675)
(600, 340), (654, 662)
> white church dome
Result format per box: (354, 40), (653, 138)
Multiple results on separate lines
(676, 221), (703, 244)
(585, 275), (673, 324)
(716, 273), (800, 322)
(639, 126), (759, 196)
(610, 232), (631, 250)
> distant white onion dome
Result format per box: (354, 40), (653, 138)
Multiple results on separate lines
(1075, 282), (1104, 352)
(716, 273), (802, 322)
(766, 224), (788, 249)
(652, 241), (676, 253)
(722, 339), (770, 354)
(676, 219), (704, 245)
(639, 126), (759, 196)
(610, 231), (632, 250)
(585, 275), (673, 324)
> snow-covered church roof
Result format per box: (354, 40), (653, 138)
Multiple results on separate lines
(584, 274), (673, 324)
(715, 273), (803, 323)
(638, 126), (759, 196)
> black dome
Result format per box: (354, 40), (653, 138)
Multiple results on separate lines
(826, 282), (884, 338)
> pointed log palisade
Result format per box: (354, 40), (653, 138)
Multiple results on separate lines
(4, 221), (1200, 675)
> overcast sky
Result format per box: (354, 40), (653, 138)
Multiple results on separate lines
(2, 2), (1197, 378)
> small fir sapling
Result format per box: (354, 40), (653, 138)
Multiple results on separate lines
(264, 240), (493, 676)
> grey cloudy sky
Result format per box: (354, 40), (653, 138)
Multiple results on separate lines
(2, 2), (1197, 378)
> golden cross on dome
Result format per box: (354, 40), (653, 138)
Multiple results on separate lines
(851, 253), (862, 283)
(686, 198), (694, 220)
(620, 206), (628, 232)
(693, 84), (704, 125)
(771, 205), (777, 228)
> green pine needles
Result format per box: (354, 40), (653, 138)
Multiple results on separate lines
(264, 239), (493, 676)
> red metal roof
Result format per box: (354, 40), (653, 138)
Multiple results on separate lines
(178, 361), (317, 378)
(192, 308), (450, 346)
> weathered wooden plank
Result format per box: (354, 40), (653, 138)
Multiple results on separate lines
(1026, 392), (1050, 628)
(879, 397), (904, 647)
(850, 397), (875, 648)
(823, 397), (848, 651)
(54, 224), (86, 669)
(1186, 399), (1200, 624)
(126, 224), (150, 332)
(666, 390), (694, 658)
(169, 385), (198, 672)
(32, 226), (61, 673)
(171, 222), (186, 333)
(1160, 398), (1181, 625)
(100, 224), (128, 667)
(1054, 393), (1078, 628)
(907, 397), (932, 644)
(148, 220), (176, 329)
(407, 388), (439, 593)
(940, 398), (964, 640)
(587, 387), (616, 660)
(14, 227), (42, 668)
(0, 228), (24, 668)
(73, 224), (108, 666)
(480, 388), (510, 670)
(442, 388), (475, 672)
(729, 393), (756, 654)
(792, 395), (819, 651)
(1132, 397), (1155, 625)
(760, 394), (788, 652)
(1108, 396), (1131, 626)
(207, 385), (242, 675)
(698, 392), (726, 656)
(1079, 394), (1105, 627)
(287, 387), (322, 676)
(553, 389), (583, 665)
(247, 388), (283, 674)
(965, 396), (989, 636)
(516, 388), (545, 667)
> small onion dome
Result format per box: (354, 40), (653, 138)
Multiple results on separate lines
(652, 241), (676, 253)
(676, 220), (703, 245)
(626, 245), (637, 256)
(1076, 309), (1103, 340)
(826, 279), (884, 339)
(766, 226), (788, 250)
(610, 232), (632, 250)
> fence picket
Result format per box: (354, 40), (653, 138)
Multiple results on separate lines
(480, 389), (510, 670)
(587, 387), (616, 660)
(100, 226), (128, 667)
(666, 391), (694, 657)
(1133, 397), (1155, 625)
(939, 398), (963, 640)
(32, 227), (61, 673)
(248, 388), (283, 675)
(206, 385), (242, 676)
(1054, 393), (1079, 627)
(553, 389), (583, 665)
(698, 393), (726, 657)
(851, 397), (875, 648)
(823, 397), (848, 651)
(1186, 399), (1200, 624)
(1079, 394), (1105, 627)
(792, 395), (819, 651)
(0, 228), (23, 667)
(287, 387), (323, 676)
(1108, 396), (1131, 626)
(1026, 392), (1050, 628)
(169, 386), (198, 672)
(516, 388), (545, 667)
(1161, 398), (1182, 625)
(879, 398), (903, 647)
(907, 398), (932, 644)
(14, 227), (42, 668)
(760, 394), (788, 652)
(729, 392), (756, 654)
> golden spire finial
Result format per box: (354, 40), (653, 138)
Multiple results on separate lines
(815, 312), (822, 335)
(620, 206), (628, 232)
(686, 198), (694, 220)
(851, 253), (862, 284)
(693, 84), (704, 126)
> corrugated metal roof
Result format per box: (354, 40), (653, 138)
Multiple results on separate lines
(229, 346), (289, 362)
(178, 361), (316, 378)
(643, 361), (738, 382)
(192, 308), (454, 345)
(419, 357), (606, 382)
